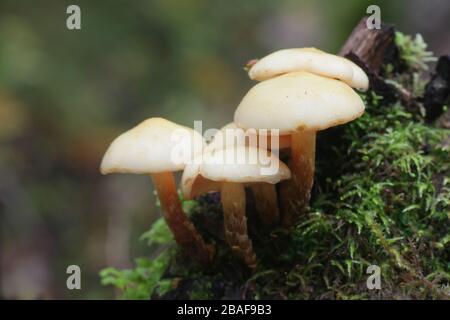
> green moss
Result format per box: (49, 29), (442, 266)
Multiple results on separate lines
(395, 32), (436, 71)
(140, 217), (173, 246)
(99, 252), (172, 299)
(189, 282), (214, 300)
(100, 31), (450, 300)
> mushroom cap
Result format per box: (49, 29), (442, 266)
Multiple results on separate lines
(100, 117), (205, 175)
(205, 122), (291, 153)
(182, 146), (291, 199)
(248, 47), (369, 91)
(234, 71), (365, 134)
(201, 146), (291, 184)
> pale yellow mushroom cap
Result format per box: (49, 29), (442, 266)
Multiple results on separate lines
(182, 146), (291, 199)
(201, 146), (290, 184)
(100, 117), (205, 175)
(205, 122), (291, 153)
(248, 47), (369, 91)
(234, 71), (365, 134)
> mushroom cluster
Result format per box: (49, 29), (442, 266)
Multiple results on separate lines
(100, 47), (368, 269)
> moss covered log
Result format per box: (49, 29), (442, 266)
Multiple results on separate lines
(100, 21), (450, 300)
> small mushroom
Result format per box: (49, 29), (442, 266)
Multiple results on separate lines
(182, 146), (291, 268)
(234, 71), (366, 226)
(248, 47), (369, 91)
(100, 117), (213, 265)
(205, 122), (290, 225)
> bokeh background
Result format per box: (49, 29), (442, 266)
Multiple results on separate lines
(0, 0), (448, 299)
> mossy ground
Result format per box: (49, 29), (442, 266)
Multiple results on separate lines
(100, 32), (450, 300)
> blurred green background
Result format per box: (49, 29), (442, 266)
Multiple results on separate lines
(0, 0), (448, 299)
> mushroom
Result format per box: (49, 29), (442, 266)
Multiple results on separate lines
(247, 47), (369, 91)
(100, 117), (213, 264)
(204, 122), (290, 225)
(181, 146), (291, 268)
(234, 71), (366, 226)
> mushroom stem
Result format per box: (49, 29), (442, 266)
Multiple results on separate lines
(151, 172), (213, 265)
(280, 130), (316, 227)
(251, 183), (279, 225)
(220, 182), (257, 269)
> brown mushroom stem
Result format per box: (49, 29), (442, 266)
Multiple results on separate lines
(251, 183), (279, 225)
(151, 171), (213, 265)
(220, 182), (257, 269)
(280, 130), (316, 227)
